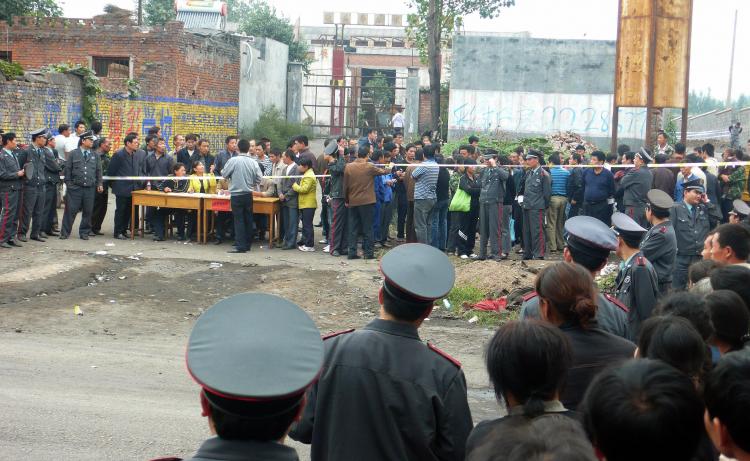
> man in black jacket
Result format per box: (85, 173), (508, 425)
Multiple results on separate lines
(107, 133), (146, 239)
(60, 131), (102, 240)
(0, 132), (24, 248)
(16, 128), (49, 242)
(41, 135), (62, 237)
(175, 133), (198, 167)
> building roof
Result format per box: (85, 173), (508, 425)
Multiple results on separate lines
(176, 11), (225, 30)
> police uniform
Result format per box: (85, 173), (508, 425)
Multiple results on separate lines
(520, 215), (630, 339)
(612, 212), (660, 341)
(16, 128), (48, 242)
(728, 198), (750, 224)
(639, 189), (677, 294)
(290, 244), (474, 461)
(41, 143), (62, 236)
(671, 178), (719, 290)
(521, 153), (551, 259)
(61, 131), (102, 240)
(0, 141), (23, 247)
(478, 162), (510, 259)
(151, 293), (323, 461)
(619, 148), (653, 228)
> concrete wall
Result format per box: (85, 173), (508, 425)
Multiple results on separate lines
(0, 72), (83, 141)
(448, 35), (644, 147)
(674, 108), (750, 144)
(238, 37), (289, 133)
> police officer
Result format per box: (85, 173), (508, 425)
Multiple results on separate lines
(16, 128), (49, 242)
(640, 189), (677, 295)
(151, 293), (323, 461)
(520, 215), (630, 339)
(0, 132), (24, 248)
(520, 150), (551, 260)
(728, 198), (750, 224)
(671, 178), (720, 290)
(290, 243), (473, 461)
(612, 212), (660, 340)
(618, 148), (653, 228)
(477, 153), (509, 260)
(60, 131), (102, 240)
(41, 134), (62, 237)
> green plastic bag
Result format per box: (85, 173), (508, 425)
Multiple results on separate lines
(449, 188), (471, 212)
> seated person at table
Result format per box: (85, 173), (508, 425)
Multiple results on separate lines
(188, 160), (217, 240)
(154, 162), (190, 242)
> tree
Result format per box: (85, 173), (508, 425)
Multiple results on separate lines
(230, 0), (312, 73)
(407, 0), (516, 138)
(364, 72), (395, 111)
(1, 0), (62, 23)
(143, 0), (175, 26)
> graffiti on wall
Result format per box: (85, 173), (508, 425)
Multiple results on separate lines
(95, 96), (239, 151)
(0, 83), (82, 142)
(448, 89), (647, 140)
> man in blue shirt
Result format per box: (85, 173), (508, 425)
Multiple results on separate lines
(546, 152), (570, 252)
(411, 144), (439, 244)
(582, 151), (615, 226)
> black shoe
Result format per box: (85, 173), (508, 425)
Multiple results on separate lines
(281, 245), (295, 250)
(7, 240), (22, 247)
(153, 236), (164, 242)
(348, 254), (361, 260)
(59, 235), (68, 240)
(332, 250), (341, 257)
(113, 234), (126, 240)
(31, 236), (46, 242)
(80, 235), (89, 240)
(227, 248), (247, 253)
(314, 222), (323, 228)
(0, 242), (12, 248)
(214, 239), (223, 245)
(17, 235), (27, 242)
(177, 235), (186, 241)
(92, 230), (104, 236)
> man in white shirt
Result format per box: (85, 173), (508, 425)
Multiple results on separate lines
(64, 120), (86, 158)
(391, 107), (405, 135)
(53, 124), (70, 161)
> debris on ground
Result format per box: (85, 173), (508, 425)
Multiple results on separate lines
(546, 131), (598, 156)
(471, 297), (508, 312)
(208, 262), (223, 269)
(74, 305), (83, 316)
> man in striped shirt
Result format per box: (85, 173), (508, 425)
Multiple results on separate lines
(411, 144), (440, 244)
(546, 153), (570, 252)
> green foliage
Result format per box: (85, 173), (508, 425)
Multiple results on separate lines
(144, 0), (176, 26)
(231, 0), (312, 74)
(246, 107), (312, 151)
(663, 114), (678, 146)
(688, 90), (750, 115)
(444, 283), (518, 327)
(1, 0), (62, 23)
(126, 79), (141, 99)
(0, 60), (24, 79)
(42, 63), (102, 126)
(442, 135), (553, 159)
(364, 72), (395, 111)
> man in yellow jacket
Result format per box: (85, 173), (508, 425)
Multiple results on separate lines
(293, 157), (318, 251)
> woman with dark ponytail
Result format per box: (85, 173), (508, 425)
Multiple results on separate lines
(535, 262), (636, 410)
(705, 290), (750, 355)
(465, 320), (577, 459)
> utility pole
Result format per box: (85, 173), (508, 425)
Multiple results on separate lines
(137, 0), (143, 26)
(726, 9), (738, 107)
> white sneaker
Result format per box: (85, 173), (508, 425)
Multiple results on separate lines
(298, 245), (306, 252)
(299, 245), (315, 252)
(469, 254), (478, 259)
(319, 239), (328, 244)
(323, 245), (330, 252)
(460, 254), (469, 259)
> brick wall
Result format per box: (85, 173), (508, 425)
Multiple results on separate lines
(0, 72), (82, 143)
(0, 17), (240, 103)
(418, 91), (448, 135)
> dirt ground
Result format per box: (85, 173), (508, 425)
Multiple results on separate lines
(0, 200), (547, 460)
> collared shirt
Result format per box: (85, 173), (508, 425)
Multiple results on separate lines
(549, 166), (570, 196)
(412, 158), (439, 200)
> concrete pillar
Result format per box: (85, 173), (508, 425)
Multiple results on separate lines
(286, 62), (303, 124)
(405, 66), (420, 138)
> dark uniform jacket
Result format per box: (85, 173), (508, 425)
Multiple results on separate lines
(521, 166), (551, 210)
(65, 148), (102, 188)
(44, 147), (62, 185)
(108, 148), (147, 197)
(175, 148), (196, 169)
(179, 437), (299, 461)
(619, 166), (652, 207)
(144, 152), (175, 178)
(670, 201), (719, 256)
(18, 146), (47, 187)
(0, 148), (23, 191)
(520, 291), (630, 339)
(559, 322), (636, 410)
(567, 167), (584, 204)
(639, 220), (677, 285)
(327, 156), (346, 199)
(479, 166), (509, 204)
(290, 319), (473, 461)
(615, 252), (660, 341)
(651, 167), (676, 199)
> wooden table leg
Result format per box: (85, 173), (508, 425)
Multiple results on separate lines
(268, 211), (274, 248)
(130, 200), (135, 240)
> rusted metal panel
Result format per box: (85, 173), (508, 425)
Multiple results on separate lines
(615, 0), (652, 107)
(653, 0), (691, 108)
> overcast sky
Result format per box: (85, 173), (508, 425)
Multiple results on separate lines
(60, 0), (748, 97)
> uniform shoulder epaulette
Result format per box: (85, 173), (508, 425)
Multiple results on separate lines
(659, 226), (667, 234)
(427, 342), (462, 368)
(522, 291), (538, 302)
(636, 256), (646, 266)
(604, 293), (630, 313)
(322, 328), (355, 340)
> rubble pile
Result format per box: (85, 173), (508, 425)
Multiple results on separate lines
(546, 131), (598, 156)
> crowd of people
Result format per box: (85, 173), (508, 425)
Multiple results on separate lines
(159, 241), (750, 461)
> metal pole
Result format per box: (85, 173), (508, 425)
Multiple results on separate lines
(682, 0), (694, 145)
(726, 9), (738, 107)
(644, 0), (659, 150)
(137, 0), (143, 26)
(611, 0), (624, 154)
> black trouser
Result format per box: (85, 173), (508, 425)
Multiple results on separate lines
(459, 206), (479, 256)
(396, 188), (408, 238)
(447, 210), (463, 253)
(522, 208), (546, 259)
(348, 203), (375, 257)
(583, 199), (612, 226)
(300, 208), (315, 247)
(215, 211), (233, 241)
(61, 186), (95, 238)
(18, 184), (45, 238)
(569, 202), (581, 218)
(0, 188), (19, 244)
(379, 200), (394, 243)
(406, 201), (416, 242)
(91, 188), (108, 233)
(281, 205), (298, 248)
(114, 195), (135, 237)
(329, 198), (348, 254)
(512, 200), (523, 245)
(42, 182), (58, 233)
(231, 193), (254, 251)
(320, 199), (329, 239)
(721, 198), (734, 224)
